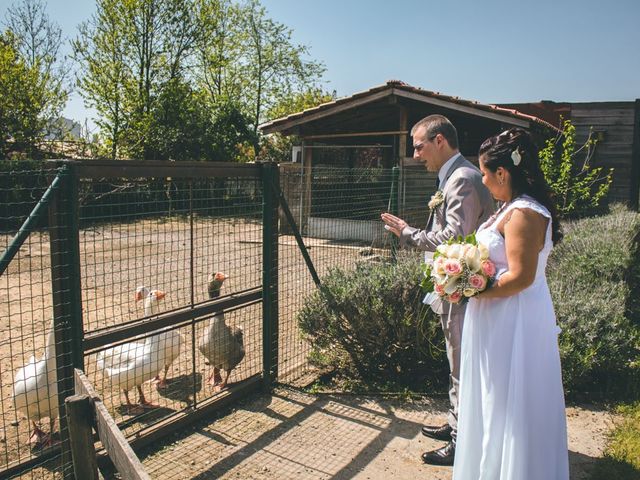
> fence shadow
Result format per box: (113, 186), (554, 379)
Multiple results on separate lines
(137, 387), (447, 479)
(155, 373), (203, 406)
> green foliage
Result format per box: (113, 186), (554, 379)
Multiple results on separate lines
(539, 119), (613, 218)
(260, 88), (335, 163)
(71, 0), (325, 160)
(590, 402), (640, 479)
(297, 251), (448, 388)
(1, 0), (69, 158)
(549, 204), (640, 398)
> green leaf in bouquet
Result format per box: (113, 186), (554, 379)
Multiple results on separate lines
(420, 275), (434, 292)
(464, 232), (477, 244)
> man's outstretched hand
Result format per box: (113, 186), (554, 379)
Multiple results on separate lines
(381, 212), (407, 237)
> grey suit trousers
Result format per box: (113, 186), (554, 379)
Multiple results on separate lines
(440, 310), (465, 444)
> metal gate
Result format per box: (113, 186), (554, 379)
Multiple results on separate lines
(0, 160), (285, 478)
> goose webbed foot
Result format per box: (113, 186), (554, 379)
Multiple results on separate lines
(28, 422), (51, 448)
(153, 367), (170, 389)
(213, 370), (232, 393)
(137, 386), (159, 409)
(208, 367), (224, 387)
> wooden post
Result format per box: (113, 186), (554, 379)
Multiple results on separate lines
(74, 370), (151, 480)
(65, 395), (99, 480)
(398, 107), (408, 218)
(398, 106), (408, 162)
(630, 99), (640, 211)
(302, 143), (313, 232)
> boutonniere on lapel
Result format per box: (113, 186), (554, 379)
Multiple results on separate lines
(428, 190), (444, 211)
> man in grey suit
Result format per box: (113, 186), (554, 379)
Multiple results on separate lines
(381, 114), (494, 466)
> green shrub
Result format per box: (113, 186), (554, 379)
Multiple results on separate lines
(539, 118), (613, 218)
(549, 204), (640, 398)
(299, 205), (640, 399)
(297, 251), (448, 388)
(590, 402), (640, 479)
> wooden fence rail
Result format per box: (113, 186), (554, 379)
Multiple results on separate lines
(69, 369), (151, 480)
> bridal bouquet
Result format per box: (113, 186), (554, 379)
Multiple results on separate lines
(421, 234), (496, 304)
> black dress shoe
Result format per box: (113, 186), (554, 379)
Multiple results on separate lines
(421, 441), (455, 466)
(421, 423), (452, 441)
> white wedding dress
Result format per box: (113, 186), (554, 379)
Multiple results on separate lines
(453, 195), (569, 480)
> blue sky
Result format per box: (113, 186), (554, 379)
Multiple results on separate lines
(2, 0), (639, 130)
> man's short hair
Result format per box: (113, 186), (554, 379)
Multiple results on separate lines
(411, 115), (459, 149)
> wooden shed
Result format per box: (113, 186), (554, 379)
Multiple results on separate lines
(500, 100), (640, 209)
(259, 80), (557, 242)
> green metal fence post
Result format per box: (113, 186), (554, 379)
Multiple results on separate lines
(262, 162), (279, 387)
(48, 162), (84, 479)
(390, 166), (400, 260)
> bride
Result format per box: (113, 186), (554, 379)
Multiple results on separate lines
(453, 128), (569, 479)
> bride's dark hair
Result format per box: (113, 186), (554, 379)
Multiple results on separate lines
(479, 128), (563, 244)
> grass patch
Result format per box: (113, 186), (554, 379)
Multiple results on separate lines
(590, 402), (640, 479)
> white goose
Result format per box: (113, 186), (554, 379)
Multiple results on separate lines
(198, 273), (245, 391)
(97, 287), (179, 412)
(12, 319), (59, 447)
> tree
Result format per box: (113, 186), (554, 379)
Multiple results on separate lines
(119, 0), (200, 159)
(73, 0), (325, 161)
(194, 0), (244, 106)
(72, 0), (131, 159)
(221, 0), (325, 154)
(259, 87), (335, 163)
(2, 0), (68, 156)
(539, 119), (613, 217)
(240, 0), (325, 155)
(73, 0), (200, 159)
(0, 32), (33, 158)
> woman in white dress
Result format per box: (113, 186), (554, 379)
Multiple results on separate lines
(453, 128), (569, 480)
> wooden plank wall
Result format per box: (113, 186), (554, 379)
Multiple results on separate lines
(571, 101), (638, 205)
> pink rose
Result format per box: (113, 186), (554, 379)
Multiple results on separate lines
(444, 259), (462, 276)
(468, 274), (487, 291)
(435, 284), (445, 296)
(481, 260), (496, 277)
(448, 291), (462, 303)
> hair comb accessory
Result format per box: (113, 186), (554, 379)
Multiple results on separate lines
(511, 148), (522, 166)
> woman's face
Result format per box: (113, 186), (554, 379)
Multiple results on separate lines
(479, 156), (511, 202)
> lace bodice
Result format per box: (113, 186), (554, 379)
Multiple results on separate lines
(476, 195), (553, 283)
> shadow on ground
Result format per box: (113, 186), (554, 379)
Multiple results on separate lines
(138, 386), (449, 479)
(136, 387), (610, 480)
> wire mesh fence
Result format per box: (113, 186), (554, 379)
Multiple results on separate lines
(78, 171), (265, 441)
(0, 165), (74, 479)
(0, 159), (438, 478)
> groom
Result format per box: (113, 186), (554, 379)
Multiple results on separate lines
(381, 114), (493, 466)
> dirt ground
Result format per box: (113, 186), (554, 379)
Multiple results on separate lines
(139, 387), (619, 480)
(0, 216), (374, 473)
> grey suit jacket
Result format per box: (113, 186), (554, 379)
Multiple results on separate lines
(399, 155), (495, 314)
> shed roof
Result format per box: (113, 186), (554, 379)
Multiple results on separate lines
(259, 80), (558, 136)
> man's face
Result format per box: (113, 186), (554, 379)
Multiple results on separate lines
(412, 127), (439, 172)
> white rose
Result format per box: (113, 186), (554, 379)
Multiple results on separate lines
(447, 244), (462, 259)
(464, 245), (482, 272)
(478, 242), (490, 260)
(463, 288), (477, 298)
(436, 244), (448, 255)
